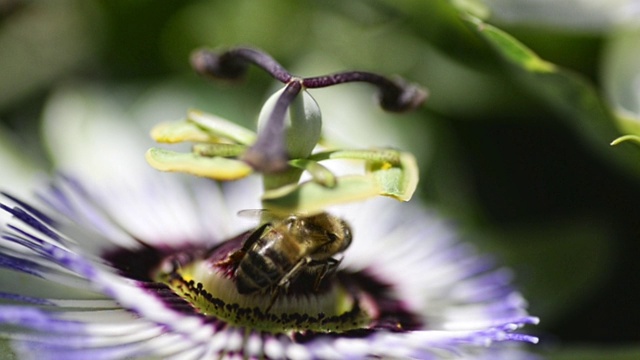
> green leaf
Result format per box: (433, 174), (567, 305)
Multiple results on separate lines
(464, 15), (640, 177)
(614, 112), (640, 140)
(611, 135), (640, 147)
(466, 16), (555, 73)
(377, 0), (497, 70)
(261, 175), (381, 215)
(381, 1), (640, 177)
(145, 147), (252, 180)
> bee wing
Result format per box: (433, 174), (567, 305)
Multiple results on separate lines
(237, 209), (287, 224)
(237, 209), (268, 219)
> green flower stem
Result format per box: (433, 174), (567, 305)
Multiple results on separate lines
(245, 80), (315, 195)
(262, 168), (305, 193)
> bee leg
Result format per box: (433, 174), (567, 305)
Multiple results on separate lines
(278, 258), (311, 289)
(313, 265), (328, 291)
(265, 290), (280, 314)
(240, 223), (270, 252)
(214, 223), (269, 268)
(264, 258), (310, 313)
(312, 257), (341, 291)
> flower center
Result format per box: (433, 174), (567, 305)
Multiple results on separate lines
(153, 231), (373, 333)
(105, 231), (423, 335)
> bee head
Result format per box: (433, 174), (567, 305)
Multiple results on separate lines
(326, 219), (352, 253)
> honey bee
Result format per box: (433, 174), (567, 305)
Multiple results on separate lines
(217, 211), (352, 312)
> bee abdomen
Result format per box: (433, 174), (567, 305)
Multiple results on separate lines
(235, 249), (290, 294)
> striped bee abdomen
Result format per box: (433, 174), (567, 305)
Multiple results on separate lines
(235, 246), (294, 294)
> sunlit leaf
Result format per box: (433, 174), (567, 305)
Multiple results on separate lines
(466, 16), (555, 73)
(382, 1), (640, 177)
(611, 135), (640, 147)
(465, 15), (640, 177)
(378, 0), (497, 70)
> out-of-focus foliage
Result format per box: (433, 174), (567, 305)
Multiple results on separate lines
(2, 0), (640, 358)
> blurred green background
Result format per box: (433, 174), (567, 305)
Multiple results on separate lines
(2, 0), (640, 359)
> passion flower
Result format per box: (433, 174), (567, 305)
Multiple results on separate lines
(0, 47), (538, 359)
(0, 173), (538, 359)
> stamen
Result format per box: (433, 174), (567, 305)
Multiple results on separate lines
(158, 268), (370, 333)
(189, 46), (427, 181)
(148, 231), (427, 335)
